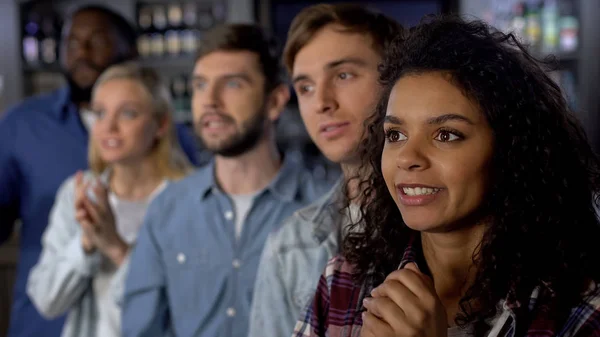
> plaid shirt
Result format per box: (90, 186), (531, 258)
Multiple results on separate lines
(293, 235), (600, 337)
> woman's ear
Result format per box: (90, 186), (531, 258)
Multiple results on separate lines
(156, 115), (169, 139)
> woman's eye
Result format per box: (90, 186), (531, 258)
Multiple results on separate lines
(298, 84), (314, 94)
(385, 129), (406, 143)
(92, 109), (105, 119)
(338, 72), (353, 80)
(121, 110), (138, 119)
(435, 130), (462, 142)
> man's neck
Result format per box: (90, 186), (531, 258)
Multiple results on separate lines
(110, 158), (164, 201)
(78, 102), (90, 111)
(214, 137), (282, 195)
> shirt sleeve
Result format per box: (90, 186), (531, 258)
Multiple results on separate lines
(249, 233), (298, 337)
(0, 113), (20, 244)
(122, 198), (174, 337)
(26, 176), (102, 319)
(173, 123), (198, 166)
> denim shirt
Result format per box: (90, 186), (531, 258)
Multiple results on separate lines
(0, 87), (198, 337)
(248, 179), (349, 337)
(122, 157), (331, 337)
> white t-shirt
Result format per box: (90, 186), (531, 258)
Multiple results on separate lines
(93, 181), (167, 337)
(80, 109), (97, 131)
(229, 193), (257, 240)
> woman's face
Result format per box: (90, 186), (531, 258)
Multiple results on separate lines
(91, 78), (164, 166)
(381, 72), (494, 233)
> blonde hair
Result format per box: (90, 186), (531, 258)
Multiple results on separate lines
(89, 62), (193, 180)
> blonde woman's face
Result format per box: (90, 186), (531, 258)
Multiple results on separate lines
(90, 78), (164, 166)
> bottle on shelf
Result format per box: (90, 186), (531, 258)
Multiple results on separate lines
(541, 0), (559, 53)
(167, 4), (183, 29)
(40, 15), (59, 65)
(138, 5), (152, 31)
(165, 30), (182, 57)
(22, 12), (41, 65)
(559, 16), (579, 52)
(166, 3), (183, 56)
(559, 0), (579, 53)
(151, 5), (167, 58)
(152, 4), (167, 31)
(525, 0), (543, 51)
(510, 2), (527, 43)
(183, 2), (198, 28)
(137, 5), (153, 58)
(181, 29), (199, 55)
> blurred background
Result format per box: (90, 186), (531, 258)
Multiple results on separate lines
(0, 0), (598, 335)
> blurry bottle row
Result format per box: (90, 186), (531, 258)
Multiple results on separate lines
(21, 1), (227, 67)
(487, 0), (579, 55)
(136, 2), (226, 59)
(22, 11), (61, 67)
(480, 0), (581, 110)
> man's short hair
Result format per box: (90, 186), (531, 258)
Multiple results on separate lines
(64, 5), (138, 58)
(196, 24), (283, 92)
(283, 4), (403, 74)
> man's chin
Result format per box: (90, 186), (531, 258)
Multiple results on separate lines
(72, 78), (97, 91)
(65, 74), (94, 104)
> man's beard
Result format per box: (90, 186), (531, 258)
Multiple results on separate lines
(196, 108), (268, 158)
(65, 73), (93, 105)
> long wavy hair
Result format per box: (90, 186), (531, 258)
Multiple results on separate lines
(343, 15), (600, 331)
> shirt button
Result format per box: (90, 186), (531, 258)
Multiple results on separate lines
(225, 211), (234, 220)
(232, 259), (241, 269)
(226, 307), (236, 317)
(177, 253), (186, 264)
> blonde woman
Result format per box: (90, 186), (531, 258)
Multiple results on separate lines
(26, 63), (193, 337)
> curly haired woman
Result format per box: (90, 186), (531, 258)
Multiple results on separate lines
(293, 15), (600, 337)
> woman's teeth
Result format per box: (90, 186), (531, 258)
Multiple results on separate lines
(403, 187), (440, 196)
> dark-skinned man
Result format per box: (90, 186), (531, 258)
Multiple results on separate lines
(0, 6), (198, 337)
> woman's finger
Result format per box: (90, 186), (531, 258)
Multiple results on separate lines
(82, 199), (102, 230)
(360, 310), (396, 337)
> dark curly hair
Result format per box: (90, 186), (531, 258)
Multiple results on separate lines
(343, 14), (600, 332)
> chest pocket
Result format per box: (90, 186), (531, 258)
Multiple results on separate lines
(163, 247), (212, 268)
(163, 247), (218, 313)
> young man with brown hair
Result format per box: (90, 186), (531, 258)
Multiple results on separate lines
(249, 4), (403, 337)
(121, 24), (329, 337)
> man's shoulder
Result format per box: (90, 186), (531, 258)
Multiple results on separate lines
(268, 183), (340, 251)
(270, 201), (322, 243)
(302, 177), (336, 203)
(151, 168), (205, 206)
(288, 161), (338, 202)
(1, 90), (63, 123)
